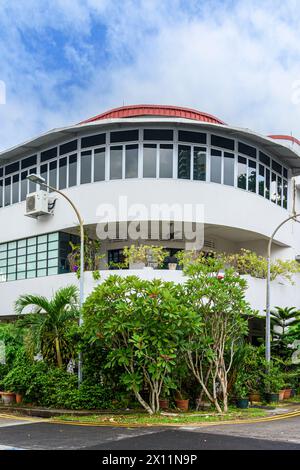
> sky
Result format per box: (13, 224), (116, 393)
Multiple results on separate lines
(1, 0), (300, 151)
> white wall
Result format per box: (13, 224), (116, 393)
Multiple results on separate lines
(1, 269), (300, 317)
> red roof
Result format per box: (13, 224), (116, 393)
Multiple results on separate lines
(268, 134), (300, 147)
(79, 104), (226, 125)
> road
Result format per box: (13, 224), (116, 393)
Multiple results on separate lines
(0, 413), (300, 450)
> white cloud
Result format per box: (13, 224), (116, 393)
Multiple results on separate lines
(1, 0), (300, 151)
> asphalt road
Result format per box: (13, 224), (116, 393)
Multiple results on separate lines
(0, 414), (300, 450)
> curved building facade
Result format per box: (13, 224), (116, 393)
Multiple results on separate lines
(1, 104), (300, 317)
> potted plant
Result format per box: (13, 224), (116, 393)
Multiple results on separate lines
(262, 364), (285, 403)
(123, 245), (169, 270)
(166, 255), (178, 270)
(1, 391), (16, 405)
(174, 390), (189, 411)
(234, 379), (249, 409)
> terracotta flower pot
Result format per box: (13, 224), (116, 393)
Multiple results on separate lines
(168, 263), (177, 270)
(278, 390), (285, 401)
(249, 392), (261, 403)
(159, 399), (169, 410)
(175, 399), (189, 411)
(283, 388), (292, 399)
(1, 392), (16, 405)
(236, 398), (249, 409)
(16, 393), (23, 404)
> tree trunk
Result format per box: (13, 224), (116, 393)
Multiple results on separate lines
(55, 337), (63, 368)
(134, 390), (154, 415)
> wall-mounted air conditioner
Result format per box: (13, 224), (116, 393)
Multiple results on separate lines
(25, 191), (51, 218)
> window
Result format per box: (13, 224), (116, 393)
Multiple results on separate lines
(5, 161), (19, 176)
(283, 180), (288, 209)
(0, 179), (3, 208)
(144, 129), (173, 141)
(238, 142), (256, 159)
(159, 144), (173, 178)
(143, 144), (156, 177)
(125, 144), (138, 178)
(0, 232), (79, 283)
(211, 135), (234, 151)
(223, 152), (234, 186)
(59, 157), (67, 190)
(68, 154), (77, 187)
(210, 149), (222, 183)
(81, 133), (106, 149)
(4, 177), (11, 206)
(12, 174), (19, 203)
(59, 140), (77, 156)
(110, 130), (138, 143)
(21, 155), (37, 170)
(248, 160), (256, 193)
(178, 145), (191, 179)
(178, 130), (206, 144)
(237, 156), (247, 190)
(258, 164), (265, 197)
(49, 161), (57, 189)
(94, 148), (105, 182)
(193, 147), (206, 181)
(81, 151), (92, 184)
(110, 146), (123, 179)
(41, 147), (57, 163)
(271, 172), (277, 203)
(259, 151), (270, 167)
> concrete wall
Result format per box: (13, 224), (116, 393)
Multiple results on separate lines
(1, 269), (300, 317)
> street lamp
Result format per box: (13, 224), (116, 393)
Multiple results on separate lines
(27, 174), (84, 385)
(265, 212), (300, 367)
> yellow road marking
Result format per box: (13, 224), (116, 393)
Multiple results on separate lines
(0, 409), (299, 428)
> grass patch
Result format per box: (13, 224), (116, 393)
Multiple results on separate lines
(53, 407), (267, 426)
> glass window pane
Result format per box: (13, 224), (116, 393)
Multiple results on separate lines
(7, 257), (16, 266)
(48, 232), (59, 242)
(18, 247), (26, 256)
(210, 149), (222, 184)
(143, 144), (156, 177)
(211, 135), (234, 151)
(48, 258), (58, 268)
(48, 249), (59, 259)
(4, 177), (11, 206)
(237, 156), (247, 190)
(271, 172), (277, 203)
(29, 168), (37, 193)
(40, 164), (48, 186)
(27, 262), (36, 270)
(49, 161), (57, 189)
(38, 235), (47, 244)
(18, 240), (26, 248)
(144, 129), (173, 141)
(68, 154), (77, 187)
(193, 147), (206, 181)
(48, 267), (58, 275)
(0, 179), (3, 207)
(178, 130), (206, 145)
(110, 146), (123, 180)
(277, 176), (282, 206)
(8, 249), (16, 258)
(111, 130), (138, 143)
(178, 145), (191, 179)
(81, 151), (92, 184)
(238, 142), (256, 159)
(125, 144), (138, 178)
(81, 133), (105, 149)
(7, 273), (16, 281)
(27, 237), (36, 246)
(8, 265), (16, 274)
(27, 254), (36, 262)
(0, 243), (7, 252)
(21, 172), (28, 201)
(59, 157), (67, 190)
(159, 145), (173, 178)
(38, 260), (47, 269)
(48, 241), (59, 251)
(17, 272), (26, 280)
(12, 174), (19, 204)
(27, 245), (37, 254)
(94, 148), (105, 182)
(37, 269), (47, 277)
(8, 241), (16, 249)
(17, 256), (26, 264)
(283, 180), (288, 209)
(248, 160), (256, 193)
(258, 165), (265, 197)
(38, 252), (47, 261)
(223, 152), (234, 186)
(27, 271), (36, 279)
(17, 264), (26, 272)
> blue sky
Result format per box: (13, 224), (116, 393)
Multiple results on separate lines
(0, 0), (300, 151)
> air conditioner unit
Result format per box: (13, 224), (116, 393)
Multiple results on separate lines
(25, 191), (51, 218)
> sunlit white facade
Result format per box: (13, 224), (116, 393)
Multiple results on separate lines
(1, 104), (300, 319)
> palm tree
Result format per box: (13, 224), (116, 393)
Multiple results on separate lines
(271, 306), (300, 358)
(15, 285), (79, 368)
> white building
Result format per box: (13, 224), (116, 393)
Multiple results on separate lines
(1, 104), (300, 324)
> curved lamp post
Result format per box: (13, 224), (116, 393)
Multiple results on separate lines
(27, 174), (84, 385)
(266, 212), (300, 366)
